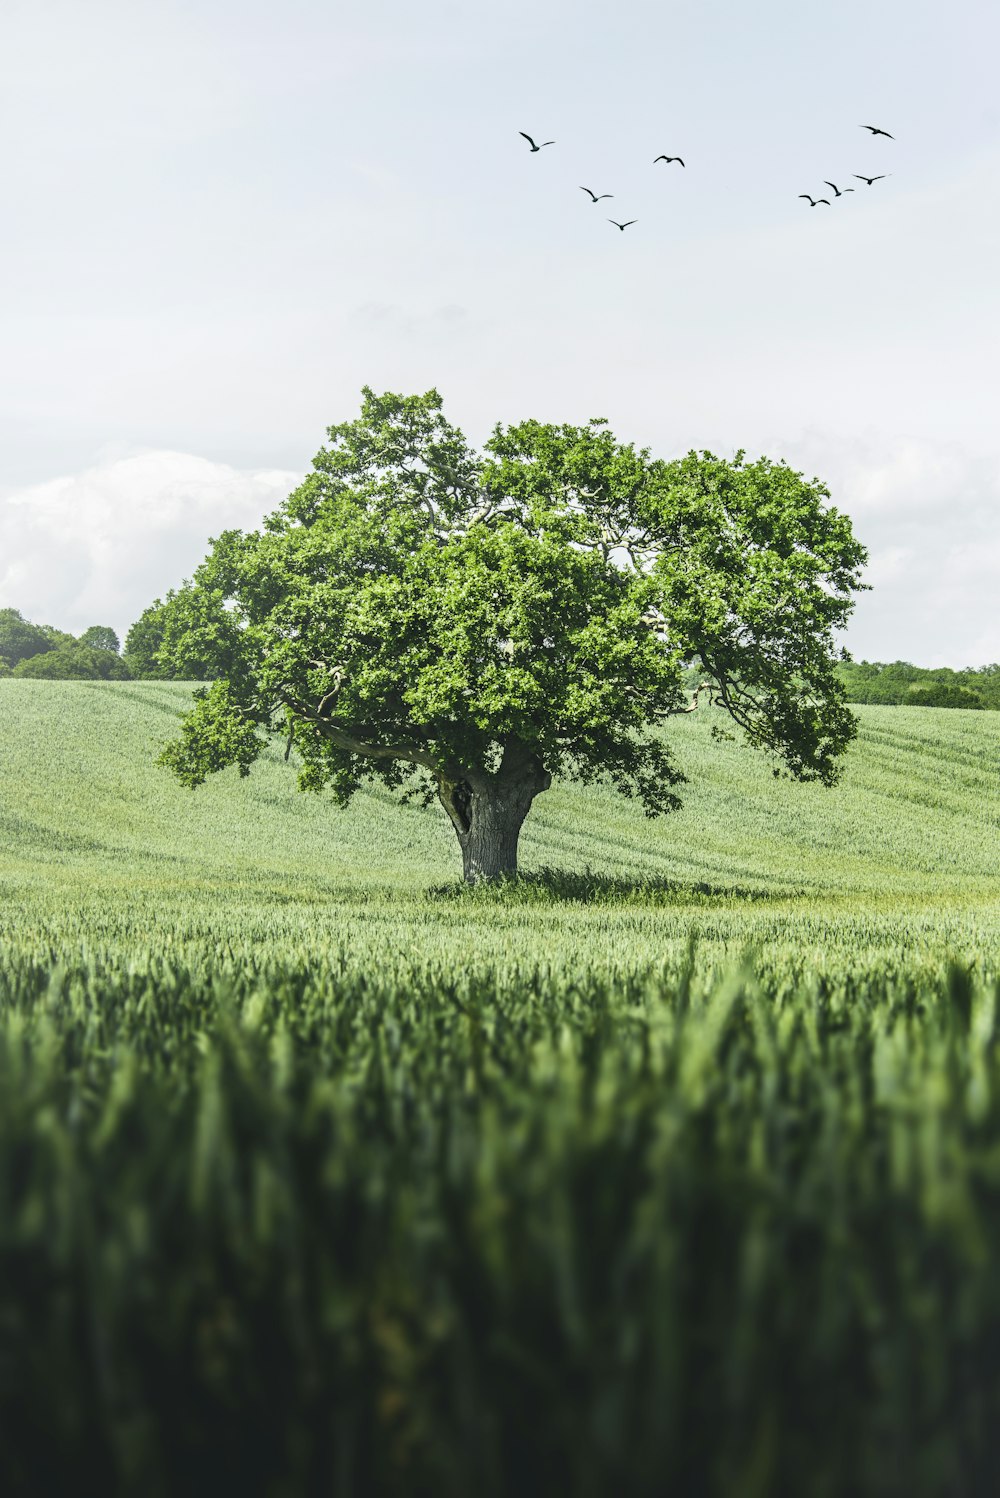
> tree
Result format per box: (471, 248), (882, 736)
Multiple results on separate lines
(158, 388), (867, 883)
(12, 644), (131, 681)
(124, 598), (171, 678)
(39, 624), (77, 651)
(908, 683), (983, 709)
(0, 608), (52, 670)
(836, 659), (999, 709)
(124, 591), (226, 680)
(78, 625), (121, 654)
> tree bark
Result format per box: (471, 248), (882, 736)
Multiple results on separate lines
(437, 741), (551, 883)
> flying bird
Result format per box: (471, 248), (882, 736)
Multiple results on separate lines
(519, 131), (554, 152)
(580, 186), (613, 201)
(607, 219), (637, 231)
(799, 195), (831, 207)
(654, 155), (685, 166)
(860, 125), (894, 138)
(824, 182), (855, 197)
(854, 173), (889, 185)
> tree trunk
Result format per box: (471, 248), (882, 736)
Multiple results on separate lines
(437, 743), (551, 884)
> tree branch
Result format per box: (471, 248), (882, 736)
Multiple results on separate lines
(671, 682), (715, 714)
(279, 692), (442, 772)
(696, 659), (763, 735)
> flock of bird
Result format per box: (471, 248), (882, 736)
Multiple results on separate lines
(518, 124), (895, 229)
(798, 124), (894, 207)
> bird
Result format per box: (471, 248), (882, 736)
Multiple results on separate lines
(580, 186), (613, 201)
(860, 125), (894, 138)
(654, 155), (685, 166)
(799, 195), (831, 207)
(607, 219), (637, 231)
(519, 131), (554, 152)
(854, 173), (889, 186)
(824, 181), (855, 197)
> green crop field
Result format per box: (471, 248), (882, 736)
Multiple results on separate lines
(1, 680), (1000, 1496)
(3, 679), (999, 977)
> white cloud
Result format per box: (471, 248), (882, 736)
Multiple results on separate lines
(772, 431), (1000, 667)
(0, 449), (300, 640)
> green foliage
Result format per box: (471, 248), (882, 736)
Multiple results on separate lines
(0, 609), (128, 678)
(123, 595), (173, 678)
(157, 680), (267, 785)
(12, 643), (131, 680)
(641, 449), (867, 783)
(838, 659), (999, 708)
(156, 389), (867, 873)
(38, 622), (77, 650)
(0, 607), (51, 668)
(908, 683), (983, 708)
(78, 624), (120, 654)
(124, 590), (229, 681)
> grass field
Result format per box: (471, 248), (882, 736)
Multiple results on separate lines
(1, 681), (999, 1496)
(2, 679), (999, 978)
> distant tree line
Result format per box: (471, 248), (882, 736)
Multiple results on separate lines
(0, 609), (130, 679)
(0, 596), (217, 682)
(834, 659), (1000, 710)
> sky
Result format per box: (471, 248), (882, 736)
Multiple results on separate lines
(1, 0), (998, 665)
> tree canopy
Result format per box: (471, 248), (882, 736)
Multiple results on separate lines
(12, 644), (130, 681)
(78, 625), (121, 655)
(124, 592), (223, 681)
(158, 388), (868, 882)
(836, 658), (998, 709)
(0, 609), (53, 670)
(0, 609), (130, 680)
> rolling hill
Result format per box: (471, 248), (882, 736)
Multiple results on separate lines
(1, 679), (998, 977)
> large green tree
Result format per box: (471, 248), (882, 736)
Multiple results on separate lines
(158, 389), (867, 882)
